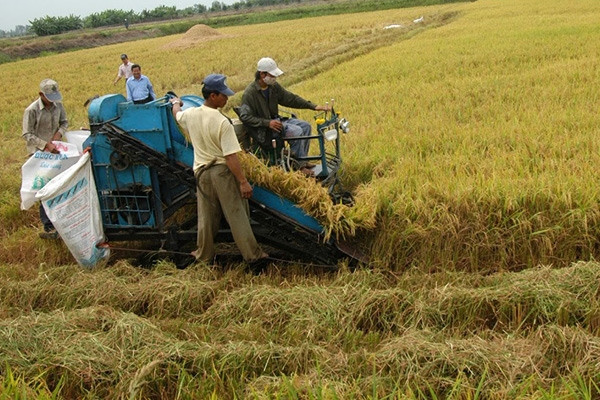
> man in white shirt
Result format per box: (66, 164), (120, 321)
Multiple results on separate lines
(113, 54), (133, 86)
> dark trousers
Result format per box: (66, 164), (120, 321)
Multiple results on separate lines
(133, 94), (154, 104)
(39, 203), (54, 232)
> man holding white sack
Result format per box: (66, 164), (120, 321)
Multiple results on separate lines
(22, 78), (69, 238)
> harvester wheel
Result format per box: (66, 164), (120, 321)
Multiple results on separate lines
(109, 151), (130, 171)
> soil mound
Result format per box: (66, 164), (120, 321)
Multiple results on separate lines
(163, 24), (227, 49)
(1, 30), (155, 60)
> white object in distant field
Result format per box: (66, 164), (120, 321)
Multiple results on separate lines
(413, 16), (424, 23)
(384, 24), (403, 29)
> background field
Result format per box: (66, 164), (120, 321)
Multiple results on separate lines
(1, 0), (600, 397)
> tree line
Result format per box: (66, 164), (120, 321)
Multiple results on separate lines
(15, 0), (305, 37)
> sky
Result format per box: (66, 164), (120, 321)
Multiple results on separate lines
(1, 0), (235, 32)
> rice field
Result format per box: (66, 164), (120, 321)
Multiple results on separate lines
(1, 0), (600, 397)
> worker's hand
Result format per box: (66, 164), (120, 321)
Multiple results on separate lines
(52, 131), (62, 141)
(269, 119), (283, 132)
(240, 180), (253, 199)
(44, 142), (60, 154)
(315, 105), (331, 112)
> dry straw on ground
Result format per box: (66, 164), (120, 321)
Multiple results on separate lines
(2, 261), (600, 397)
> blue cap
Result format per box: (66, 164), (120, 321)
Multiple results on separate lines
(202, 74), (234, 96)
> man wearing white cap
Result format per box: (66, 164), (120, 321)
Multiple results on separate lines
(238, 57), (330, 174)
(170, 74), (268, 267)
(22, 78), (69, 238)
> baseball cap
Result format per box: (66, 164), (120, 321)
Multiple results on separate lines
(39, 78), (62, 102)
(120, 53), (128, 59)
(202, 74), (235, 96)
(257, 57), (283, 77)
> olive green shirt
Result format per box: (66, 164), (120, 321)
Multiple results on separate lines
(238, 80), (316, 129)
(22, 98), (68, 154)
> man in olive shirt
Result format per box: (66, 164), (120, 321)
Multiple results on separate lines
(238, 57), (330, 173)
(170, 74), (267, 266)
(22, 78), (69, 238)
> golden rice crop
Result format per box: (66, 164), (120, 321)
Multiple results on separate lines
(2, 0), (600, 272)
(0, 3), (456, 267)
(296, 0), (600, 271)
(5, 0), (600, 396)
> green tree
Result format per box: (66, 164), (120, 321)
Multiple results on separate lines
(29, 15), (82, 36)
(210, 1), (226, 12)
(83, 9), (137, 28)
(140, 6), (178, 22)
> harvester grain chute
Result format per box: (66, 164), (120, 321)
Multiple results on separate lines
(83, 93), (359, 266)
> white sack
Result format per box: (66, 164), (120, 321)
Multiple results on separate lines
(64, 130), (91, 153)
(20, 141), (81, 210)
(36, 152), (110, 267)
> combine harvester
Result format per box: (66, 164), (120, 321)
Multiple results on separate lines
(83, 93), (357, 267)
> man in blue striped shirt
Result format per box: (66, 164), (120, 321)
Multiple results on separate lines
(126, 64), (156, 104)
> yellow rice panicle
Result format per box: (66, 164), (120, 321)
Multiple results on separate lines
(239, 152), (376, 240)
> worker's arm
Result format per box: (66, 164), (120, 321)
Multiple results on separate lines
(126, 80), (132, 102)
(56, 103), (68, 138)
(276, 83), (316, 110)
(113, 66), (124, 85)
(225, 153), (252, 199)
(47, 103), (68, 146)
(315, 104), (332, 112)
(22, 107), (44, 151)
(238, 90), (271, 129)
(47, 106), (68, 147)
(170, 98), (182, 118)
(280, 88), (330, 112)
(148, 78), (156, 100)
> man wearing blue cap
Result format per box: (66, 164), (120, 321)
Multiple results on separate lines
(22, 78), (69, 239)
(170, 74), (267, 266)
